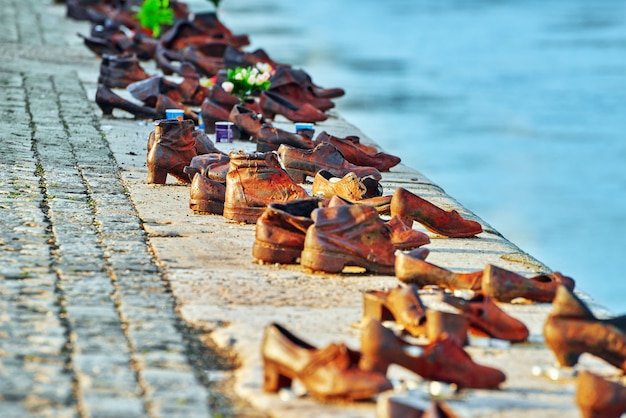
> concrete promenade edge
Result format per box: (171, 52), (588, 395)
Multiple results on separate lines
(0, 0), (617, 417)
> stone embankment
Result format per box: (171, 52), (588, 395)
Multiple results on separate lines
(0, 0), (614, 417)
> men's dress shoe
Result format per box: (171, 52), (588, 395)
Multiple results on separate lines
(127, 76), (183, 107)
(224, 45), (285, 70)
(440, 293), (529, 342)
(252, 199), (325, 264)
(200, 97), (235, 134)
(95, 84), (160, 120)
(315, 131), (401, 172)
(180, 44), (225, 77)
(183, 153), (229, 182)
(229, 104), (264, 138)
(98, 53), (150, 89)
(390, 188), (482, 238)
(362, 285), (428, 338)
(188, 172), (226, 215)
(300, 204), (396, 275)
(359, 318), (506, 389)
(192, 11), (250, 48)
(576, 370), (626, 418)
(482, 264), (575, 303)
(256, 124), (315, 153)
(270, 82), (335, 112)
(312, 170), (382, 201)
(223, 151), (309, 224)
(146, 119), (197, 184)
(262, 322), (393, 401)
(544, 285), (626, 371)
(269, 66), (345, 99)
(278, 142), (382, 183)
(259, 91), (328, 123)
(395, 251), (483, 291)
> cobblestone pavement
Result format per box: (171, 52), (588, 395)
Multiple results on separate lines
(0, 0), (214, 416)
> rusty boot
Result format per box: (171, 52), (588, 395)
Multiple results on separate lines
(300, 204), (396, 275)
(146, 119), (197, 184)
(223, 151), (310, 224)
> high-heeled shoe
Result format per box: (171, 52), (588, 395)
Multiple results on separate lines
(259, 91), (328, 123)
(359, 318), (506, 389)
(95, 84), (159, 120)
(482, 264), (575, 303)
(390, 187), (482, 238)
(576, 370), (626, 418)
(440, 292), (529, 342)
(362, 285), (427, 337)
(262, 322), (393, 401)
(395, 251), (483, 291)
(544, 285), (626, 371)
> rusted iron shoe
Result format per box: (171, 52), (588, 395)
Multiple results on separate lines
(362, 285), (428, 338)
(253, 199), (325, 265)
(256, 125), (315, 153)
(269, 82), (336, 112)
(439, 292), (529, 342)
(300, 204), (396, 275)
(359, 318), (506, 389)
(269, 66), (345, 99)
(259, 91), (329, 123)
(425, 309), (469, 347)
(146, 119), (197, 184)
(98, 53), (150, 89)
(183, 153), (229, 182)
(315, 131), (401, 172)
(223, 151), (309, 224)
(188, 172), (226, 215)
(395, 251), (483, 291)
(262, 323), (393, 402)
(278, 142), (382, 183)
(378, 397), (459, 418)
(576, 370), (626, 418)
(543, 285), (626, 371)
(390, 187), (482, 238)
(95, 84), (160, 120)
(481, 264), (575, 303)
(312, 170), (382, 201)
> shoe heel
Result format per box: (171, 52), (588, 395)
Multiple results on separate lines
(300, 249), (347, 274)
(362, 294), (394, 322)
(97, 101), (114, 116)
(147, 166), (168, 184)
(189, 199), (224, 215)
(252, 241), (301, 264)
(263, 359), (292, 393)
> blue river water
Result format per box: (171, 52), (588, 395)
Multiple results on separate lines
(216, 0), (626, 312)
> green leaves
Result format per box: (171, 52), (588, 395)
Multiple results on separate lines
(136, 0), (174, 38)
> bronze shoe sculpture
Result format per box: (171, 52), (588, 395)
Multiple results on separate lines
(425, 309), (469, 347)
(146, 119), (197, 184)
(183, 153), (230, 182)
(300, 204), (396, 275)
(278, 142), (382, 183)
(440, 292), (529, 342)
(189, 171), (226, 215)
(269, 66), (345, 99)
(256, 124), (315, 153)
(259, 91), (329, 123)
(95, 84), (160, 120)
(359, 318), (506, 389)
(262, 322), (393, 401)
(362, 285), (427, 338)
(544, 285), (626, 371)
(223, 151), (309, 224)
(390, 187), (482, 238)
(576, 370), (626, 418)
(253, 198), (325, 265)
(395, 251), (483, 291)
(315, 131), (401, 172)
(482, 263), (575, 303)
(312, 170), (382, 201)
(200, 97), (233, 134)
(127, 75), (183, 107)
(98, 53), (150, 89)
